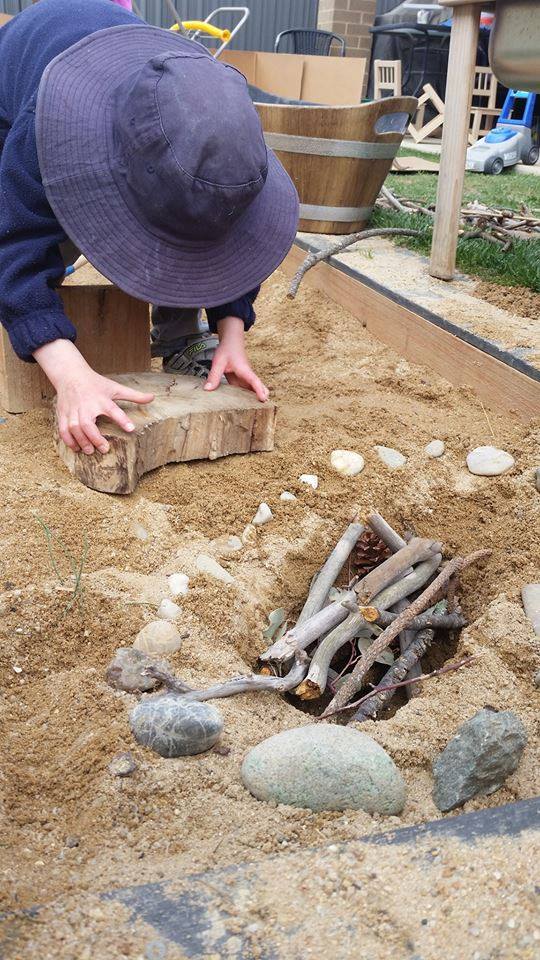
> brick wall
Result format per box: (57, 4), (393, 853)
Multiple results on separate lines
(317, 0), (377, 60)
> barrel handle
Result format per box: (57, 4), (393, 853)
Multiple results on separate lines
(374, 111), (413, 138)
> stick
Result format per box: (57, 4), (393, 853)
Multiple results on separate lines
(356, 538), (442, 604)
(368, 554), (442, 609)
(322, 550), (490, 718)
(287, 228), (422, 300)
(374, 608), (466, 632)
(259, 591), (355, 663)
(353, 627), (434, 721)
(394, 598), (422, 700)
(294, 612), (374, 700)
(365, 512), (407, 552)
(145, 651), (309, 702)
(321, 656), (478, 721)
(297, 523), (364, 625)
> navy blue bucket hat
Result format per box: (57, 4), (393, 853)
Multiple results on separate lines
(36, 25), (299, 306)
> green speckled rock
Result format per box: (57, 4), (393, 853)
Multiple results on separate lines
(130, 695), (223, 758)
(241, 724), (406, 814)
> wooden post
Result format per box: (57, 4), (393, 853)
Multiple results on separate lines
(0, 264), (151, 413)
(429, 2), (483, 280)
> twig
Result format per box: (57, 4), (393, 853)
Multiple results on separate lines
(294, 613), (375, 700)
(394, 598), (422, 700)
(374, 607), (466, 632)
(322, 550), (490, 718)
(365, 512), (407, 553)
(287, 228), (421, 299)
(297, 523), (364, 625)
(259, 591), (355, 663)
(145, 651), (309, 701)
(367, 553), (442, 609)
(321, 656), (478, 721)
(356, 538), (442, 604)
(353, 627), (434, 721)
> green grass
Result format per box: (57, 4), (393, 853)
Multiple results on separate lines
(369, 207), (540, 291)
(388, 164), (540, 212)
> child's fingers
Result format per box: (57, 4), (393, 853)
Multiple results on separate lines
(204, 354), (227, 392)
(229, 367), (269, 403)
(79, 419), (110, 455)
(58, 418), (81, 453)
(113, 386), (154, 405)
(106, 401), (136, 434)
(70, 422), (95, 456)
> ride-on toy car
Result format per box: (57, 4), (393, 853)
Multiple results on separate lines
(466, 89), (539, 174)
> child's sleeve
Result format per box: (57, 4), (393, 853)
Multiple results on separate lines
(206, 286), (260, 334)
(0, 104), (76, 361)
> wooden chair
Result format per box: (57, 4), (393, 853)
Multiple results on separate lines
(408, 83), (445, 142)
(468, 66), (499, 143)
(0, 264), (151, 413)
(373, 60), (402, 99)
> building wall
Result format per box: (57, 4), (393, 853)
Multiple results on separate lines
(318, 0), (377, 60)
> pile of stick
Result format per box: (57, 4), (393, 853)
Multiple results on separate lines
(146, 513), (488, 722)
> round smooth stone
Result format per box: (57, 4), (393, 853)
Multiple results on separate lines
(168, 573), (189, 597)
(466, 446), (515, 477)
(156, 598), (181, 621)
(133, 620), (183, 655)
(330, 449), (365, 477)
(374, 446), (407, 469)
(241, 724), (406, 814)
(130, 695), (223, 757)
(425, 440), (445, 458)
(280, 491), (297, 502)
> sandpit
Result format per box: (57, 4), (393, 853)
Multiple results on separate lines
(1, 272), (539, 957)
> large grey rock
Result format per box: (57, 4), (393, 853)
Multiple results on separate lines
(130, 695), (223, 757)
(105, 647), (167, 693)
(432, 709), (527, 812)
(241, 724), (406, 814)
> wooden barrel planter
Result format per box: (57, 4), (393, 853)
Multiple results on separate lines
(256, 96), (417, 234)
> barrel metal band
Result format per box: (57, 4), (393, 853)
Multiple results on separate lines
(299, 203), (373, 222)
(264, 132), (398, 160)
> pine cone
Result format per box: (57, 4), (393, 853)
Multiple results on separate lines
(354, 530), (391, 577)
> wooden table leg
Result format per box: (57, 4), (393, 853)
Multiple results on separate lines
(429, 3), (482, 280)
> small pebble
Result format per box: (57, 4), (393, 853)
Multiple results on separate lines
(241, 524), (257, 546)
(156, 598), (181, 621)
(534, 672), (540, 689)
(12, 665), (23, 674)
(375, 445), (407, 469)
(196, 554), (235, 584)
(106, 647), (167, 692)
(168, 573), (189, 597)
(65, 836), (80, 849)
(535, 467), (540, 492)
(299, 474), (318, 489)
(522, 584), (540, 636)
(330, 449), (365, 477)
(213, 535), (243, 556)
(425, 440), (445, 458)
(252, 502), (273, 526)
(108, 752), (138, 778)
(133, 620), (184, 655)
(466, 445), (515, 477)
(131, 523), (149, 541)
(130, 695), (224, 757)
(280, 491), (297, 502)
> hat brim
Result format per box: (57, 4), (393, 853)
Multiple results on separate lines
(36, 25), (299, 307)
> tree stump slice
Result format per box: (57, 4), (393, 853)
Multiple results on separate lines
(54, 372), (276, 495)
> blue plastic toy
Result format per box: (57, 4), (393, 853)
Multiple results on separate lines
(466, 89), (539, 174)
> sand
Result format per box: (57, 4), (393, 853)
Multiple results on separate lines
(1, 272), (539, 956)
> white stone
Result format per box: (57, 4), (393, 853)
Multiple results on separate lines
(330, 449), (365, 477)
(425, 440), (445, 458)
(466, 446), (515, 477)
(522, 584), (540, 636)
(252, 502), (273, 526)
(241, 524), (257, 546)
(375, 445), (407, 469)
(213, 535), (243, 556)
(299, 474), (318, 489)
(156, 598), (182, 621)
(168, 573), (189, 597)
(133, 620), (183, 655)
(196, 554), (235, 584)
(280, 491), (297, 502)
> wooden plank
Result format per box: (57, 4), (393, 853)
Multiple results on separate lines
(55, 372), (276, 495)
(281, 244), (540, 423)
(0, 264), (150, 414)
(430, 3), (482, 280)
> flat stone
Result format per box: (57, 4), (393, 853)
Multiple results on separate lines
(133, 620), (184, 655)
(168, 573), (189, 597)
(105, 647), (168, 692)
(466, 446), (515, 477)
(375, 445), (407, 469)
(330, 449), (365, 477)
(241, 724), (406, 814)
(432, 708), (527, 812)
(196, 554), (235, 584)
(425, 440), (445, 458)
(130, 695), (223, 757)
(522, 584), (540, 636)
(108, 752), (138, 778)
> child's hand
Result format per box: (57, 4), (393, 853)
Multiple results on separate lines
(34, 339), (154, 455)
(204, 316), (269, 403)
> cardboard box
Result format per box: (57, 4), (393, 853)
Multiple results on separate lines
(220, 50), (366, 105)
